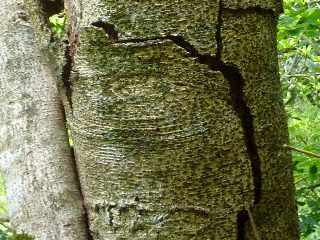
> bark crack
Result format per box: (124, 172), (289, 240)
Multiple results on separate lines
(107, 205), (115, 226)
(91, 21), (119, 42)
(222, 5), (279, 16)
(62, 46), (73, 110)
(237, 210), (249, 239)
(60, 108), (93, 240)
(217, 2), (262, 206)
(69, 144), (94, 240)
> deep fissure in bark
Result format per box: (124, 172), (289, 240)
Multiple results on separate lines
(107, 206), (115, 227)
(69, 140), (93, 240)
(216, 3), (261, 206)
(62, 29), (94, 240)
(61, 46), (74, 109)
(222, 5), (279, 16)
(218, 3), (262, 238)
(237, 210), (250, 239)
(60, 73), (93, 240)
(91, 21), (119, 42)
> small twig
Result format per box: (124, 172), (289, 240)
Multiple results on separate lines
(284, 144), (320, 159)
(283, 73), (320, 78)
(295, 176), (307, 184)
(247, 207), (261, 240)
(297, 181), (320, 191)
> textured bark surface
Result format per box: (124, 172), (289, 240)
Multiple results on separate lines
(0, 0), (299, 239)
(221, 8), (298, 239)
(62, 0), (299, 239)
(0, 1), (88, 239)
(72, 36), (253, 239)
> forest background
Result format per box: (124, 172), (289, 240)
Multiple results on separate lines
(0, 0), (319, 239)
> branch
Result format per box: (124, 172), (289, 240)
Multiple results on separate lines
(248, 208), (261, 240)
(284, 144), (320, 159)
(282, 73), (320, 78)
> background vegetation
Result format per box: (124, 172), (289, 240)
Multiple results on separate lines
(279, 0), (320, 239)
(0, 0), (319, 238)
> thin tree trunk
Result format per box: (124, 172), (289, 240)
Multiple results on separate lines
(0, 1), (89, 239)
(62, 0), (299, 239)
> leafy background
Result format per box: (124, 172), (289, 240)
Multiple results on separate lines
(279, 0), (320, 239)
(0, 0), (319, 238)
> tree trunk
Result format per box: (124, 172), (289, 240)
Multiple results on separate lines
(0, 1), (89, 239)
(0, 0), (299, 239)
(65, 0), (299, 239)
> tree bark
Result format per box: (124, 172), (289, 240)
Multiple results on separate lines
(0, 0), (299, 239)
(63, 0), (299, 239)
(0, 1), (89, 239)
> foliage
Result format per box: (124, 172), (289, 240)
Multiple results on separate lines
(48, 12), (66, 39)
(287, 103), (320, 239)
(0, 229), (33, 240)
(278, 0), (320, 107)
(0, 224), (34, 240)
(279, 0), (320, 239)
(0, 179), (7, 218)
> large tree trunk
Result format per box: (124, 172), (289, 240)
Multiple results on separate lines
(65, 0), (299, 239)
(0, 0), (299, 239)
(0, 1), (89, 239)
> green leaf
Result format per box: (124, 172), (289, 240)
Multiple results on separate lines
(309, 165), (318, 175)
(48, 12), (66, 39)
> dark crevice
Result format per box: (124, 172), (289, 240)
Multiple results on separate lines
(60, 104), (93, 240)
(39, 0), (64, 19)
(41, 0), (73, 111)
(213, 1), (262, 205)
(38, 0), (64, 41)
(61, 49), (93, 239)
(217, 2), (262, 238)
(107, 206), (115, 226)
(69, 148), (94, 240)
(91, 21), (119, 42)
(215, 0), (223, 60)
(61, 46), (73, 109)
(222, 64), (262, 206)
(222, 6), (277, 16)
(237, 210), (249, 240)
(45, 2), (93, 240)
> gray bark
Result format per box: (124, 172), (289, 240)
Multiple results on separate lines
(0, 1), (88, 239)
